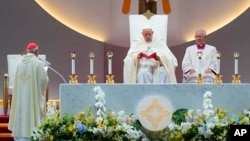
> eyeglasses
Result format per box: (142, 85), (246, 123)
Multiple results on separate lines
(195, 35), (204, 38)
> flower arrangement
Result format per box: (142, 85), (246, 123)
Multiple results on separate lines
(32, 86), (148, 141)
(32, 87), (250, 141)
(160, 91), (230, 141)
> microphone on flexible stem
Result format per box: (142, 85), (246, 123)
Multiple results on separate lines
(38, 57), (51, 66)
(38, 57), (67, 83)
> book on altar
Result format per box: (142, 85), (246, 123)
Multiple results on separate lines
(140, 52), (157, 59)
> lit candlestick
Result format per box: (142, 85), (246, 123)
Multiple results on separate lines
(89, 52), (95, 74)
(107, 51), (113, 74)
(71, 52), (76, 74)
(216, 52), (221, 74)
(234, 51), (239, 74)
(197, 51), (202, 74)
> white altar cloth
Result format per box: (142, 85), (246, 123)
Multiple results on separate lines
(60, 84), (250, 117)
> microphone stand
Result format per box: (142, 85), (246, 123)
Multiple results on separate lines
(47, 65), (67, 83)
(38, 57), (67, 83)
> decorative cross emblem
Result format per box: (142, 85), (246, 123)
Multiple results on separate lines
(140, 98), (170, 129)
(18, 71), (30, 84)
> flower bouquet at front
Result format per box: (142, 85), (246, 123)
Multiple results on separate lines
(160, 91), (230, 141)
(32, 86), (147, 141)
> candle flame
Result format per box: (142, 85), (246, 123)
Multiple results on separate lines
(89, 52), (95, 58)
(107, 51), (113, 58)
(234, 51), (239, 58)
(71, 52), (76, 59)
(217, 52), (221, 59)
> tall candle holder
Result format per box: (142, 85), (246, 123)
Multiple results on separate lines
(214, 52), (223, 84)
(214, 74), (223, 84)
(69, 74), (78, 84)
(106, 74), (115, 84)
(88, 52), (96, 84)
(232, 74), (241, 84)
(88, 74), (96, 84)
(106, 51), (115, 84)
(196, 52), (204, 83)
(232, 51), (241, 84)
(196, 74), (204, 83)
(69, 52), (78, 84)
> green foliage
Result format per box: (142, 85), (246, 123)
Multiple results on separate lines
(172, 108), (188, 125)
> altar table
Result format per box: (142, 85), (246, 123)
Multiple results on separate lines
(60, 84), (250, 117)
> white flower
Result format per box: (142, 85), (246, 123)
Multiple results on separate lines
(93, 86), (102, 93)
(204, 91), (212, 98)
(118, 111), (125, 116)
(46, 102), (57, 117)
(93, 127), (100, 135)
(32, 128), (42, 140)
(95, 101), (104, 108)
(243, 109), (250, 116)
(96, 116), (103, 122)
(96, 109), (103, 116)
(168, 122), (176, 130)
(180, 122), (192, 133)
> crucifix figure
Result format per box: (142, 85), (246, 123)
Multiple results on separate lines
(122, 0), (171, 14)
(139, 0), (157, 14)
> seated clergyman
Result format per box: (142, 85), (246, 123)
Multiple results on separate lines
(123, 25), (178, 83)
(182, 29), (218, 83)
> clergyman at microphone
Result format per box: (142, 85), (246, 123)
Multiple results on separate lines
(8, 42), (49, 141)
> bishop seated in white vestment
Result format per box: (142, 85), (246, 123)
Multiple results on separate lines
(182, 29), (218, 83)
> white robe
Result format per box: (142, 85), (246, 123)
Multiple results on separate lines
(182, 44), (218, 83)
(8, 53), (49, 139)
(124, 36), (178, 83)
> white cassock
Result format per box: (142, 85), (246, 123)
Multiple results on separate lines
(182, 44), (218, 83)
(124, 36), (178, 83)
(8, 53), (49, 141)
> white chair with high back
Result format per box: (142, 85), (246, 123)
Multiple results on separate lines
(3, 54), (48, 115)
(129, 11), (168, 45)
(123, 11), (169, 83)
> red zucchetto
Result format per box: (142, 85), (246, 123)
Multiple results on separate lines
(26, 42), (38, 51)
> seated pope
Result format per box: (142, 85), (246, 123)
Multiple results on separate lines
(123, 25), (178, 83)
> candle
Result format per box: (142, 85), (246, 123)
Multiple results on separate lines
(216, 52), (221, 74)
(71, 52), (76, 74)
(107, 51), (113, 74)
(234, 51), (239, 74)
(89, 52), (95, 74)
(90, 59), (93, 74)
(108, 59), (112, 74)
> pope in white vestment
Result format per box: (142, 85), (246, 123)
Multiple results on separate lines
(182, 29), (218, 83)
(124, 26), (178, 83)
(8, 43), (49, 141)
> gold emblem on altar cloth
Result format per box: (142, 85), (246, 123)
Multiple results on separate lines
(138, 96), (172, 131)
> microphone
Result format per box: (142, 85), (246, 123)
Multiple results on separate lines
(38, 57), (67, 83)
(38, 57), (51, 66)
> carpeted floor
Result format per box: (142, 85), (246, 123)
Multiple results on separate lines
(0, 115), (13, 141)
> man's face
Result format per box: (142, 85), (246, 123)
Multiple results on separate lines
(195, 31), (206, 45)
(142, 29), (153, 42)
